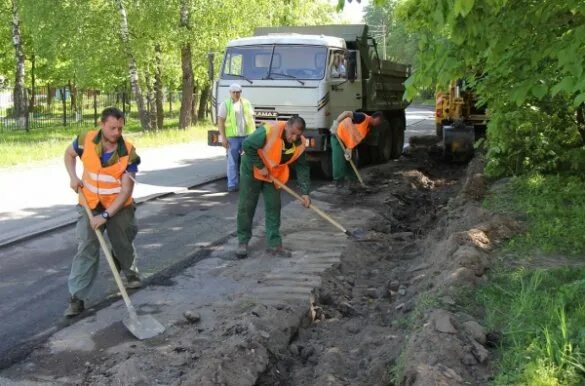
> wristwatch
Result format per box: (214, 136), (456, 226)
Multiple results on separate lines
(101, 211), (111, 220)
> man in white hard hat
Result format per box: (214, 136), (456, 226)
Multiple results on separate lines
(217, 83), (256, 192)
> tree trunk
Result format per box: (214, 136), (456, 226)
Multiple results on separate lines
(47, 85), (53, 109)
(191, 85), (198, 124)
(61, 87), (67, 126)
(577, 104), (585, 145)
(198, 84), (210, 120)
(179, 0), (194, 129)
(154, 43), (164, 129)
(145, 70), (157, 130)
(11, 0), (27, 130)
(114, 0), (150, 130)
(69, 79), (78, 115)
(29, 53), (35, 117)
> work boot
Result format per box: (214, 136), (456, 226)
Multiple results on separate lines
(267, 245), (292, 258)
(236, 243), (248, 259)
(125, 273), (142, 289)
(64, 296), (84, 318)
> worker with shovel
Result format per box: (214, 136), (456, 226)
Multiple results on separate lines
(330, 110), (384, 193)
(236, 115), (311, 259)
(63, 107), (142, 317)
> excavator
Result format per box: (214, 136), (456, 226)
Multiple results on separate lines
(435, 80), (488, 161)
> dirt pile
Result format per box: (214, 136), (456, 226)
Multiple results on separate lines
(1, 140), (520, 386)
(257, 151), (522, 386)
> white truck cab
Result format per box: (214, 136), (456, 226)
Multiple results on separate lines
(211, 25), (410, 177)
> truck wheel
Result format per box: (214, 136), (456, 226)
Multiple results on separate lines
(391, 127), (404, 158)
(390, 117), (405, 159)
(320, 153), (333, 179)
(377, 125), (392, 163)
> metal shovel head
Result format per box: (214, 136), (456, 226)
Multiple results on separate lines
(345, 228), (368, 241)
(123, 313), (165, 340)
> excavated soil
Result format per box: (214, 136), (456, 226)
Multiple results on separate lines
(1, 137), (521, 386)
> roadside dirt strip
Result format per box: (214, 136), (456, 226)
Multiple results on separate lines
(1, 139), (513, 385)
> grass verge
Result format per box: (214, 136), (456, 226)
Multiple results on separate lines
(472, 174), (585, 385)
(0, 118), (214, 168)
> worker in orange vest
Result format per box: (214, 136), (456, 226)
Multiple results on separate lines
(63, 107), (142, 317)
(236, 115), (311, 258)
(330, 110), (384, 192)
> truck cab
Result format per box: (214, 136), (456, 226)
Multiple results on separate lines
(211, 25), (410, 177)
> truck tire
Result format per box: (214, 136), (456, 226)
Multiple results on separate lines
(320, 153), (333, 179)
(390, 116), (405, 159)
(376, 123), (392, 163)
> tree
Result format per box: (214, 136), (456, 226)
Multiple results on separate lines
(394, 0), (585, 176)
(10, 0), (26, 129)
(179, 0), (194, 129)
(114, 0), (149, 130)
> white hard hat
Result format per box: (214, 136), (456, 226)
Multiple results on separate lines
(229, 83), (242, 92)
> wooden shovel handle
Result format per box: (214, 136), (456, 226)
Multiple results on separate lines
(78, 190), (137, 317)
(336, 136), (366, 187)
(270, 178), (349, 235)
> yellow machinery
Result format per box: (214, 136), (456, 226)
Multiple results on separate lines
(435, 80), (488, 161)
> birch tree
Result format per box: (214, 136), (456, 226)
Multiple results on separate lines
(114, 0), (149, 130)
(10, 0), (26, 129)
(179, 0), (194, 129)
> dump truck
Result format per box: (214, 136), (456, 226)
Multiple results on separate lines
(435, 80), (488, 161)
(209, 24), (411, 177)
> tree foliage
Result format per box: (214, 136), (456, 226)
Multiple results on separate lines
(393, 0), (585, 176)
(0, 0), (335, 128)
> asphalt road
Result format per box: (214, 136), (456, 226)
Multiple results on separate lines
(0, 178), (308, 368)
(0, 105), (435, 369)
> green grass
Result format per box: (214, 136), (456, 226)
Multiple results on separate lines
(469, 174), (585, 385)
(476, 267), (585, 385)
(0, 118), (214, 168)
(484, 174), (585, 256)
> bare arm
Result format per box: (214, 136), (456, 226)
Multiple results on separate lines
(335, 111), (354, 122)
(64, 144), (83, 192)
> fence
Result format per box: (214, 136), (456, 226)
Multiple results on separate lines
(0, 86), (182, 130)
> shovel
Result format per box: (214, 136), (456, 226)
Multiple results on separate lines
(270, 178), (366, 240)
(79, 191), (165, 340)
(336, 136), (366, 188)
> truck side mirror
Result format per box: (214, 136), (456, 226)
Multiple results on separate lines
(347, 51), (357, 82)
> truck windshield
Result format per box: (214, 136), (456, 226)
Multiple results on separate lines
(221, 45), (327, 81)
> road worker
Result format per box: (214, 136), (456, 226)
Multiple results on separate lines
(63, 107), (142, 317)
(217, 83), (256, 192)
(330, 110), (384, 192)
(236, 115), (311, 258)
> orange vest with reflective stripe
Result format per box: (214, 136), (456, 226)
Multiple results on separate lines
(79, 130), (134, 209)
(253, 121), (306, 187)
(336, 114), (372, 150)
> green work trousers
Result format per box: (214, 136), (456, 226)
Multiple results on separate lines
(331, 135), (358, 183)
(237, 155), (282, 248)
(68, 204), (139, 300)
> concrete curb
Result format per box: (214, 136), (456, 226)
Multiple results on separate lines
(0, 174), (226, 249)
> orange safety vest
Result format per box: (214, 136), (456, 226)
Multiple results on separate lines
(79, 130), (134, 210)
(253, 121), (306, 187)
(336, 114), (372, 150)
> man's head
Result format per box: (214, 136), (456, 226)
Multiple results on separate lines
(229, 83), (242, 102)
(284, 115), (306, 143)
(99, 107), (125, 144)
(371, 111), (384, 127)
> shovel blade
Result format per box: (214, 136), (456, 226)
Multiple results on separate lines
(123, 314), (165, 340)
(345, 228), (368, 241)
